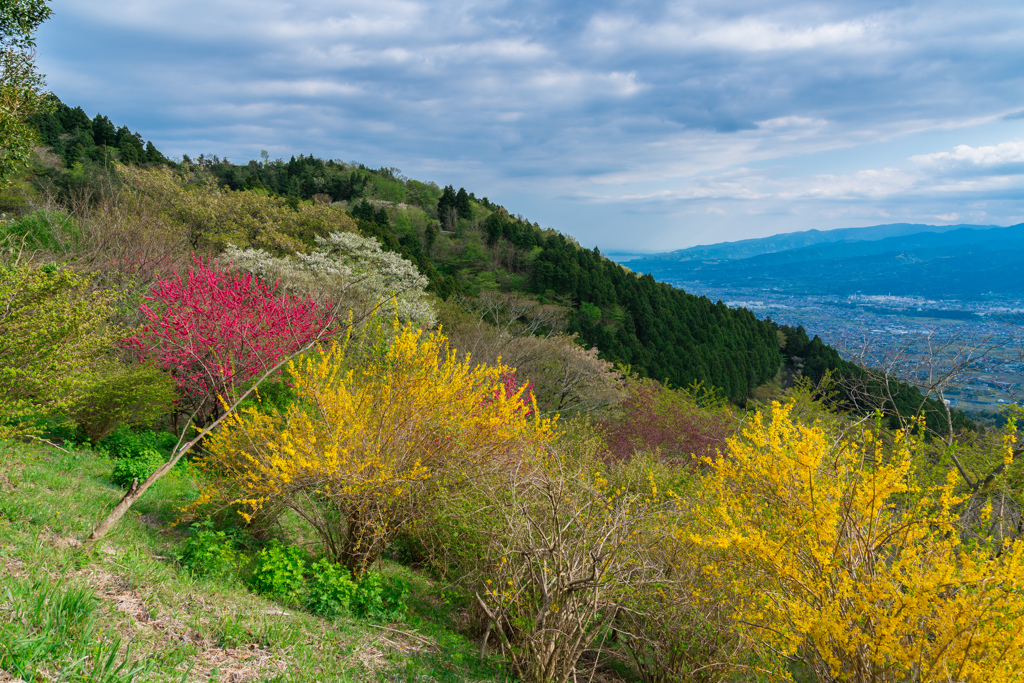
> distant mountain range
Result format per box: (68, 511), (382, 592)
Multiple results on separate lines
(619, 223), (1024, 300)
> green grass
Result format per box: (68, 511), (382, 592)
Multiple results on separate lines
(0, 441), (517, 682)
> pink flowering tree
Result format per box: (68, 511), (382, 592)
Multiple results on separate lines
(127, 255), (334, 424)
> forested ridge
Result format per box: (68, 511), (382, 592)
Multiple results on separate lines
(30, 97), (168, 168)
(173, 150), (784, 401)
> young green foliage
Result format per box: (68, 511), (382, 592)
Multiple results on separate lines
(0, 0), (54, 185)
(0, 263), (119, 437)
(115, 164), (358, 253)
(69, 361), (176, 441)
(249, 541), (309, 604)
(174, 521), (242, 580)
(110, 448), (168, 489)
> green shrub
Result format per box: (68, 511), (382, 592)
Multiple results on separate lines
(0, 209), (79, 253)
(174, 522), (241, 580)
(110, 448), (166, 488)
(306, 559), (357, 617)
(70, 362), (176, 441)
(249, 542), (308, 604)
(352, 572), (409, 622)
(237, 379), (296, 415)
(247, 541), (407, 620)
(0, 264), (119, 438)
(100, 427), (177, 459)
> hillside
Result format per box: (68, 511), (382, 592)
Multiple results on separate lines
(46, 143), (781, 403)
(17, 100), (977, 428)
(0, 441), (516, 682)
(6, 97), (1020, 683)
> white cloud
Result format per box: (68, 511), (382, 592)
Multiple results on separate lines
(247, 80), (363, 99)
(585, 10), (880, 54)
(64, 0), (427, 41)
(573, 136), (1024, 218)
(911, 140), (1024, 173)
(37, 0), (1024, 251)
(756, 116), (829, 130)
(693, 17), (871, 51)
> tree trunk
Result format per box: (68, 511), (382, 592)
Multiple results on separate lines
(87, 440), (194, 542)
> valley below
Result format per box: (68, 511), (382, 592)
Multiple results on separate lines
(611, 223), (1024, 422)
(651, 278), (1023, 419)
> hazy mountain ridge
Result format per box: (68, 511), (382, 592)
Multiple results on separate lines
(626, 223), (1024, 299)
(636, 222), (1008, 264)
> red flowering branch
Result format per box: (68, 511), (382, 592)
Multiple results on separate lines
(126, 255), (334, 422)
(492, 370), (535, 417)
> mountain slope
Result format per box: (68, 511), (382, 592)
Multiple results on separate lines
(21, 107), (968, 428)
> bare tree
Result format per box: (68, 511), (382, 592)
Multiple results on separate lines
(835, 325), (1024, 547)
(439, 449), (674, 683)
(836, 325), (1005, 444)
(441, 292), (622, 416)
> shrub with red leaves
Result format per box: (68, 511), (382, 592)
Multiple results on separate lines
(595, 378), (733, 463)
(126, 255), (334, 423)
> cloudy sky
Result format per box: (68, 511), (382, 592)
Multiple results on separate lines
(37, 0), (1024, 252)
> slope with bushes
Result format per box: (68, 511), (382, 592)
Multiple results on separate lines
(3, 158), (1023, 681)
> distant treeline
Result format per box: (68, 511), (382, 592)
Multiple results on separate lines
(30, 96), (168, 168)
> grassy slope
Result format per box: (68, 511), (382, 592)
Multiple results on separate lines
(0, 441), (515, 683)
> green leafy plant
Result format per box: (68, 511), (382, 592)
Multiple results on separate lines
(352, 572), (409, 622)
(249, 542), (308, 604)
(100, 427), (177, 459)
(306, 558), (357, 618)
(0, 264), (119, 438)
(0, 209), (79, 253)
(110, 448), (166, 489)
(0, 0), (54, 186)
(174, 521), (241, 580)
(69, 361), (176, 442)
(236, 378), (296, 415)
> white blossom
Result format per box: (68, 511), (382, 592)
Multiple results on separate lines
(222, 231), (436, 328)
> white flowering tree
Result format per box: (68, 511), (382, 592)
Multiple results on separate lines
(223, 231), (436, 328)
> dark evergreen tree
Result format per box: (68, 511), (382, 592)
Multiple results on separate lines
(456, 187), (471, 218)
(437, 185), (457, 226)
(115, 126), (145, 164)
(91, 114), (116, 147)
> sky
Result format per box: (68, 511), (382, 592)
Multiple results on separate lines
(36, 0), (1024, 252)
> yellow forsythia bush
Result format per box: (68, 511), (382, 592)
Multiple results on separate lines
(199, 322), (558, 575)
(695, 401), (1024, 683)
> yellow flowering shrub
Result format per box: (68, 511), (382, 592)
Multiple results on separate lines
(198, 322), (557, 575)
(695, 401), (1024, 683)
